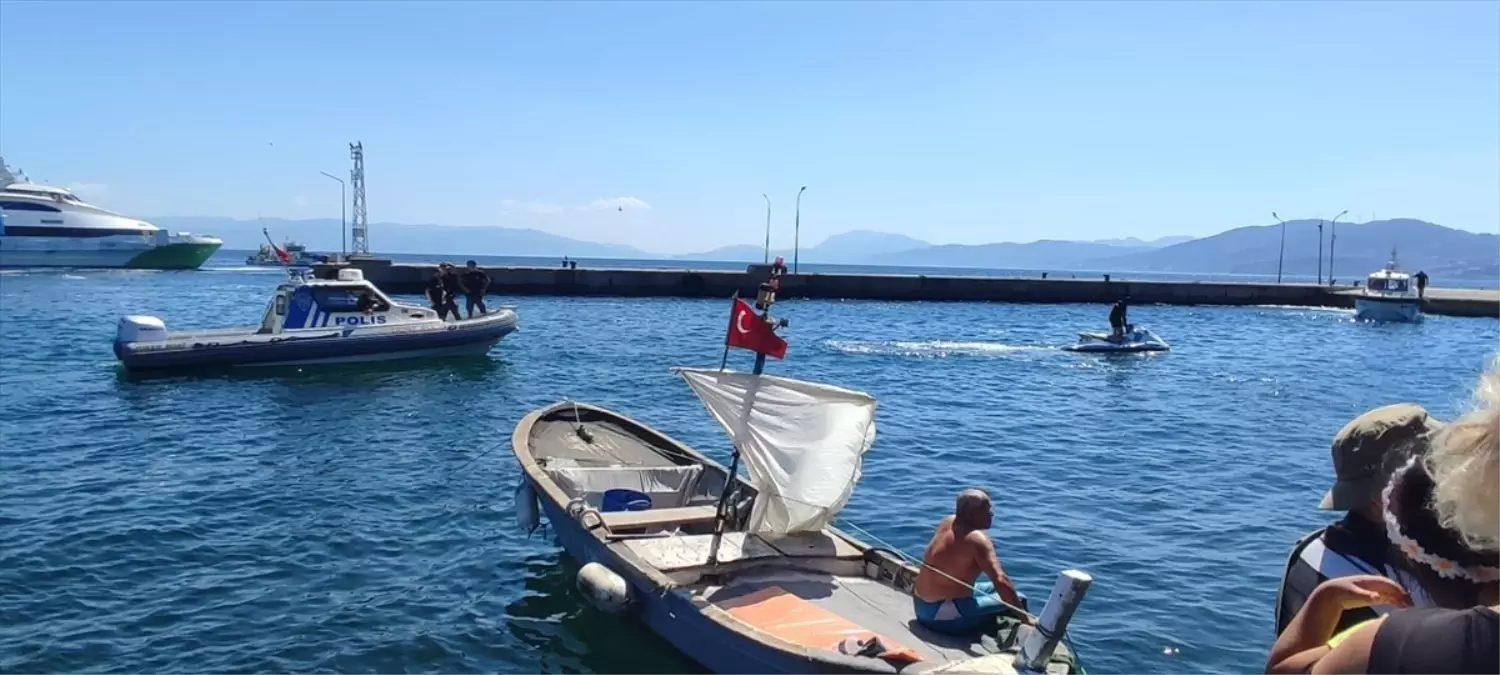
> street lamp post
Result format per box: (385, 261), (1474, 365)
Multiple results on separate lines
(1317, 220), (1324, 285)
(1328, 209), (1348, 285)
(762, 194), (772, 264)
(793, 185), (806, 273)
(319, 171), (347, 260)
(1272, 211), (1287, 283)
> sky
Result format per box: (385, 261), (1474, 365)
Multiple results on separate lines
(1, 1), (1496, 255)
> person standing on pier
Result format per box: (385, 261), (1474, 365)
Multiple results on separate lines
(1415, 271), (1428, 299)
(461, 260), (490, 318)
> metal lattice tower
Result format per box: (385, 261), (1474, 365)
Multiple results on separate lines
(349, 142), (369, 255)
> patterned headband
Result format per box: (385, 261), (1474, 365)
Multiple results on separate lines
(1383, 456), (1500, 584)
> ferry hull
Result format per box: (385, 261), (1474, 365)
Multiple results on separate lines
(0, 237), (222, 270)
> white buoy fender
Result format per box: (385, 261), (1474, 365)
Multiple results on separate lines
(576, 562), (632, 614)
(514, 480), (540, 535)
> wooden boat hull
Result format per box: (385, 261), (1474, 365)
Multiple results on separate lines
(513, 401), (1079, 675)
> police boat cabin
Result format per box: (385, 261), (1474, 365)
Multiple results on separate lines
(113, 267), (518, 371)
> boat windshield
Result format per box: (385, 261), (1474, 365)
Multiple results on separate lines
(313, 285), (390, 312)
(1369, 277), (1408, 293)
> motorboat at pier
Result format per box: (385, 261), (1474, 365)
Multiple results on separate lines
(113, 268), (517, 371)
(1353, 250), (1423, 323)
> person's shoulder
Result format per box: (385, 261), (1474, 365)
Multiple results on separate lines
(961, 528), (994, 548)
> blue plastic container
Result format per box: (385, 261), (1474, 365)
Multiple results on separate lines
(601, 488), (653, 513)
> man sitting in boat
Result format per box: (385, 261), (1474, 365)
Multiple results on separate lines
(912, 489), (1027, 635)
(1109, 299), (1129, 341)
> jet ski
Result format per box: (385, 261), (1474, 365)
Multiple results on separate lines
(1063, 326), (1170, 353)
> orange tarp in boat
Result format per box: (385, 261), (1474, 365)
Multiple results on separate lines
(716, 585), (923, 664)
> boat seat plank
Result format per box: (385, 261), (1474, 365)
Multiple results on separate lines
(621, 532), (783, 570)
(601, 505), (719, 530)
(755, 531), (865, 560)
(716, 585), (923, 663)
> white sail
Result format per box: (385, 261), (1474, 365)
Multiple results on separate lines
(676, 367), (878, 534)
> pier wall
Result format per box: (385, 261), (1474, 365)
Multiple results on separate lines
(311, 259), (1500, 319)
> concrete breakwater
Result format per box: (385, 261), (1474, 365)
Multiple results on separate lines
(312, 259), (1500, 319)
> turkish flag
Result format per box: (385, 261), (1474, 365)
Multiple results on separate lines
(272, 243), (293, 264)
(726, 298), (787, 359)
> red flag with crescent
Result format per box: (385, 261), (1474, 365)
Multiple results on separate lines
(726, 297), (787, 359)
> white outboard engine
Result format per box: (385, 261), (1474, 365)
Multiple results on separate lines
(116, 315), (168, 345)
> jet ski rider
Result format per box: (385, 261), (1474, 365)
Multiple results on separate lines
(1109, 298), (1129, 341)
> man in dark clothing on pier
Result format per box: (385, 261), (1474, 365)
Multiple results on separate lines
(425, 268), (449, 320)
(1415, 270), (1428, 298)
(460, 260), (490, 318)
(1108, 299), (1128, 340)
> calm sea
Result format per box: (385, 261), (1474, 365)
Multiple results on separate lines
(1, 252), (1496, 674)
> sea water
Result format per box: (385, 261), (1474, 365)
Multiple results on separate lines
(1, 255), (1496, 673)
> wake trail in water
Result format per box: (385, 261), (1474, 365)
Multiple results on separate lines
(1253, 304), (1353, 314)
(822, 339), (1056, 358)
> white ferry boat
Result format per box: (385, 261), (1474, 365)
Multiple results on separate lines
(1354, 249), (1423, 323)
(0, 158), (222, 269)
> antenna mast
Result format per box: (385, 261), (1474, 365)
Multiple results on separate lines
(349, 142), (369, 255)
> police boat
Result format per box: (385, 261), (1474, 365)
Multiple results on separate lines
(1062, 325), (1170, 353)
(113, 268), (518, 371)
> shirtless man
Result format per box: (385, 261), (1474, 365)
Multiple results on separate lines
(913, 489), (1027, 635)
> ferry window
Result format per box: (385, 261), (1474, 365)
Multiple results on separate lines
(0, 201), (62, 212)
(1390, 280), (1408, 292)
(1368, 278), (1387, 291)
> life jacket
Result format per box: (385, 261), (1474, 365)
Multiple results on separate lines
(1273, 527), (1430, 637)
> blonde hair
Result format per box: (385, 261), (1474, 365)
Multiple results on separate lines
(1425, 358), (1500, 552)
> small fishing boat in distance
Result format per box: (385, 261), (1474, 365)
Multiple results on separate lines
(513, 261), (1091, 674)
(1063, 325), (1170, 353)
(113, 267), (517, 371)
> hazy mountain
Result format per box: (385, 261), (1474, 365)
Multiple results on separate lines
(149, 215), (1495, 280)
(148, 216), (652, 258)
(868, 239), (1157, 269)
(1091, 235), (1194, 248)
(674, 230), (931, 263)
(1095, 219), (1498, 281)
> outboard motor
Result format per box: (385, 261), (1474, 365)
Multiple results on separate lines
(113, 315), (168, 361)
(116, 315), (167, 345)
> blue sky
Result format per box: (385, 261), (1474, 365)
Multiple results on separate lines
(1, 1), (1496, 254)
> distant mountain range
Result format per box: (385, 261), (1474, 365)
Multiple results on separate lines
(154, 215), (1498, 280)
(149, 216), (651, 259)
